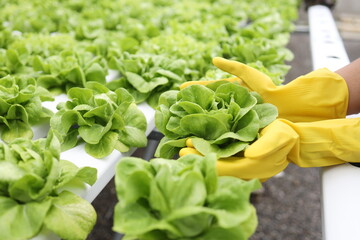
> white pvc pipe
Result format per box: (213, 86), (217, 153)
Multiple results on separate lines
(309, 5), (350, 71)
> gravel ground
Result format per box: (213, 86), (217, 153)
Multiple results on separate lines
(250, 165), (322, 240)
(87, 4), (360, 240)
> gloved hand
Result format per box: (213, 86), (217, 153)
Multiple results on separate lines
(181, 57), (349, 122)
(179, 118), (360, 181)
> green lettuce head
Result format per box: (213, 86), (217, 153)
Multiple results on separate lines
(0, 75), (54, 143)
(0, 132), (97, 240)
(155, 81), (278, 158)
(50, 82), (147, 158)
(34, 49), (108, 94)
(114, 154), (261, 240)
(108, 52), (187, 108)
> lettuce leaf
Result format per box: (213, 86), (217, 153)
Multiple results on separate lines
(0, 196), (52, 240)
(44, 191), (97, 240)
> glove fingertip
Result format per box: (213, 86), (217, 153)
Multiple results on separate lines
(179, 148), (187, 157)
(185, 138), (194, 147)
(212, 57), (276, 92)
(212, 56), (223, 65)
(179, 147), (202, 157)
(212, 57), (243, 74)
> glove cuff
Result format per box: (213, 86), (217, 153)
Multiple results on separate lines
(303, 68), (348, 118)
(285, 118), (360, 167)
(279, 68), (349, 122)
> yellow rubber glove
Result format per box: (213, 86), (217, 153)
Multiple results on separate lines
(180, 118), (360, 181)
(181, 57), (349, 122)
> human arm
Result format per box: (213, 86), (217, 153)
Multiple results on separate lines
(335, 58), (360, 115)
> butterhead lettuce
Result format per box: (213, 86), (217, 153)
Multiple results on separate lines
(50, 82), (147, 158)
(0, 75), (53, 143)
(155, 81), (278, 158)
(114, 154), (261, 240)
(0, 131), (97, 240)
(108, 52), (187, 108)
